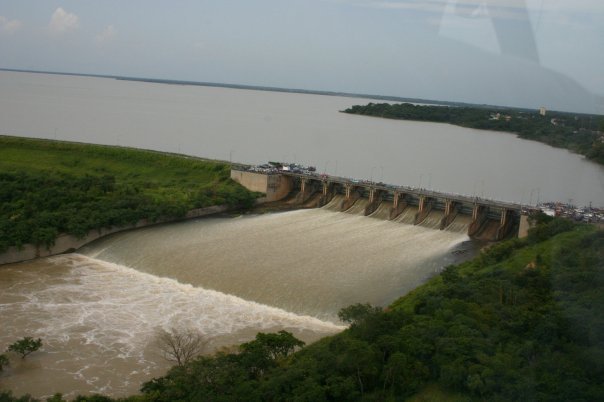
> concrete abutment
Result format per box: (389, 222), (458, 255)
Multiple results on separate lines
(414, 196), (434, 225)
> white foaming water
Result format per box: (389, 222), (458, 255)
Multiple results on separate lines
(0, 253), (342, 399)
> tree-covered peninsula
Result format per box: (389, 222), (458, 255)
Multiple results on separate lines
(0, 136), (258, 253)
(4, 217), (601, 402)
(343, 103), (604, 165)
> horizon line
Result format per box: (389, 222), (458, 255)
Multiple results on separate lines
(0, 67), (592, 115)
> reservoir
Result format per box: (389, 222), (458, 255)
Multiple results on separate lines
(0, 70), (603, 206)
(0, 70), (603, 398)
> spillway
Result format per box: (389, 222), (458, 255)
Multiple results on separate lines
(344, 198), (370, 215)
(418, 210), (446, 230)
(369, 201), (392, 220)
(394, 205), (419, 225)
(474, 219), (501, 240)
(445, 214), (473, 233)
(323, 194), (345, 211)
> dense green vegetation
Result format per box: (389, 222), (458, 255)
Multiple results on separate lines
(343, 103), (604, 165)
(128, 219), (601, 402)
(0, 136), (258, 252)
(4, 217), (598, 402)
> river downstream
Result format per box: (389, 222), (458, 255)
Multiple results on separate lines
(0, 206), (473, 398)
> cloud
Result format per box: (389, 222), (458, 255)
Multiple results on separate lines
(0, 16), (22, 34)
(96, 25), (117, 44)
(49, 7), (79, 34)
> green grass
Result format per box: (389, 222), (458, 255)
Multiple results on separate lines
(0, 136), (258, 251)
(0, 136), (227, 196)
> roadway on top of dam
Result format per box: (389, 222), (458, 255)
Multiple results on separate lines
(234, 165), (536, 213)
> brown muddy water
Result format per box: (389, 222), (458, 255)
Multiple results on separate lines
(0, 205), (476, 398)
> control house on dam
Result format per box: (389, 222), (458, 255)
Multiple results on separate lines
(231, 168), (534, 241)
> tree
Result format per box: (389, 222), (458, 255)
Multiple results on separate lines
(0, 354), (8, 371)
(338, 303), (382, 326)
(157, 328), (206, 366)
(7, 337), (42, 359)
(239, 331), (305, 379)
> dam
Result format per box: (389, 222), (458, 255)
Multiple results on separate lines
(231, 167), (536, 241)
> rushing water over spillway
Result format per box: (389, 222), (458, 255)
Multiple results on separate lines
(0, 207), (474, 398)
(80, 207), (471, 321)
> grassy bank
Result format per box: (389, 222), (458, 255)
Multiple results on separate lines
(0, 136), (258, 252)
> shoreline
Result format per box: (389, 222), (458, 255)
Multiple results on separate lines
(0, 205), (228, 266)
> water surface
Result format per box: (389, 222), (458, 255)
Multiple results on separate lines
(0, 207), (472, 398)
(0, 70), (602, 206)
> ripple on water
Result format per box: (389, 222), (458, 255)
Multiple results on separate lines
(0, 253), (344, 398)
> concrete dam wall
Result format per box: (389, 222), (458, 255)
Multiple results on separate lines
(230, 170), (293, 202)
(232, 169), (532, 241)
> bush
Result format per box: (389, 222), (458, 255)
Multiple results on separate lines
(7, 337), (42, 359)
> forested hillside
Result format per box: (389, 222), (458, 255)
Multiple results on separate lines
(129, 218), (602, 402)
(0, 137), (258, 252)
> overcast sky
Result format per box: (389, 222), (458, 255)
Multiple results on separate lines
(0, 1), (602, 113)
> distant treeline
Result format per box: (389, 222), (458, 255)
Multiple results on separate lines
(4, 217), (602, 402)
(343, 103), (604, 165)
(0, 137), (258, 253)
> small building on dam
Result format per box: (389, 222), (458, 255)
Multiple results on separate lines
(231, 168), (533, 241)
